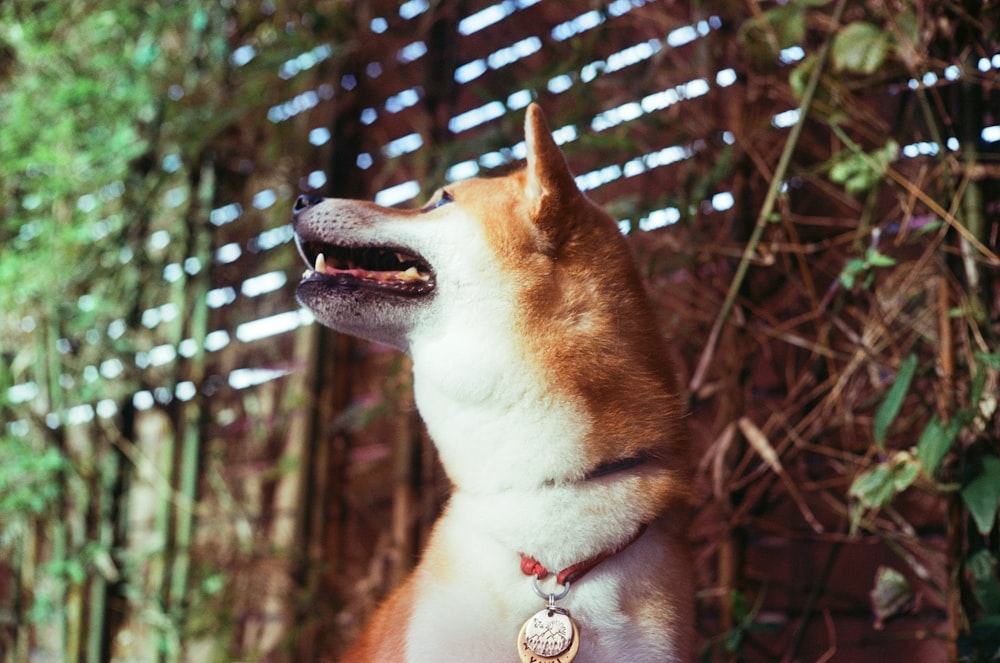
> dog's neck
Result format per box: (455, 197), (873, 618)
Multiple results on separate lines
(408, 297), (678, 569)
(442, 470), (654, 575)
(411, 335), (598, 493)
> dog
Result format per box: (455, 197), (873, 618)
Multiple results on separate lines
(292, 104), (694, 662)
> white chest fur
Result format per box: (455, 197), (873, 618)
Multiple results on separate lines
(409, 296), (591, 494)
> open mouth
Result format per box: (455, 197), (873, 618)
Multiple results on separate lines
(295, 238), (435, 296)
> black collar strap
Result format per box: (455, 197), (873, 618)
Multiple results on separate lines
(583, 454), (647, 481)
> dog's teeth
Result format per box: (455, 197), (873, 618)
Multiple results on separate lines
(315, 253), (328, 274)
(400, 266), (429, 282)
(395, 252), (411, 263)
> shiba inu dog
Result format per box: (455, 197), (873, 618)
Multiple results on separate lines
(292, 104), (694, 662)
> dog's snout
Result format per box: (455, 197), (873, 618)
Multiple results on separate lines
(294, 194), (325, 214)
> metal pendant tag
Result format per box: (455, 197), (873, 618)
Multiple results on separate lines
(517, 607), (580, 663)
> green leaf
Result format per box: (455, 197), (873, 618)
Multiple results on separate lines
(829, 155), (862, 185)
(828, 143), (896, 196)
(832, 21), (893, 75)
(915, 416), (959, 477)
(962, 457), (1000, 535)
(789, 53), (818, 99)
(967, 549), (1000, 615)
(871, 140), (900, 169)
(870, 566), (913, 627)
(191, 8), (209, 32)
(765, 6), (806, 49)
(975, 351), (1000, 370)
(848, 501), (865, 535)
(201, 573), (226, 596)
(894, 458), (920, 491)
(850, 452), (921, 510)
(915, 219), (943, 235)
(849, 464), (892, 507)
(839, 257), (866, 288)
(873, 354), (918, 448)
(739, 5), (806, 61)
(965, 615), (1000, 653)
(865, 248), (897, 267)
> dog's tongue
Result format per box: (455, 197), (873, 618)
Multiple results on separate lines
(313, 252), (429, 283)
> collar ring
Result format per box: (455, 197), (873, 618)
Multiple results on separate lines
(531, 575), (571, 603)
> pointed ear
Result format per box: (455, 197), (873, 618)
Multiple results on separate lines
(524, 104), (577, 207)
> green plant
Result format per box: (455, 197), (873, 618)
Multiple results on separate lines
(724, 1), (1000, 658)
(959, 549), (1000, 662)
(0, 2), (347, 660)
(0, 438), (67, 526)
(701, 590), (782, 662)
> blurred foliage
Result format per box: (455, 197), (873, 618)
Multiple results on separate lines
(0, 438), (68, 522)
(0, 1), (350, 660)
(2, 2), (193, 314)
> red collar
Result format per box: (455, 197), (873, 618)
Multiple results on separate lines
(518, 523), (648, 586)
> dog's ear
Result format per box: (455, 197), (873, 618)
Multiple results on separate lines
(524, 104), (578, 223)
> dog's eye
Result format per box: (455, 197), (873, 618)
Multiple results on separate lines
(421, 190), (453, 213)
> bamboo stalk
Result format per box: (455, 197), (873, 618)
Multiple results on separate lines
(167, 156), (215, 647)
(149, 290), (187, 662)
(14, 522), (36, 663)
(278, 315), (320, 661)
(86, 446), (120, 663)
(149, 418), (176, 663)
(957, 51), (988, 319)
(41, 314), (73, 663)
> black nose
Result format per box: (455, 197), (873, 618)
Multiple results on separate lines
(294, 194), (324, 214)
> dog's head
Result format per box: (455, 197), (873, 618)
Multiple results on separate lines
(293, 104), (626, 353)
(294, 105), (687, 492)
